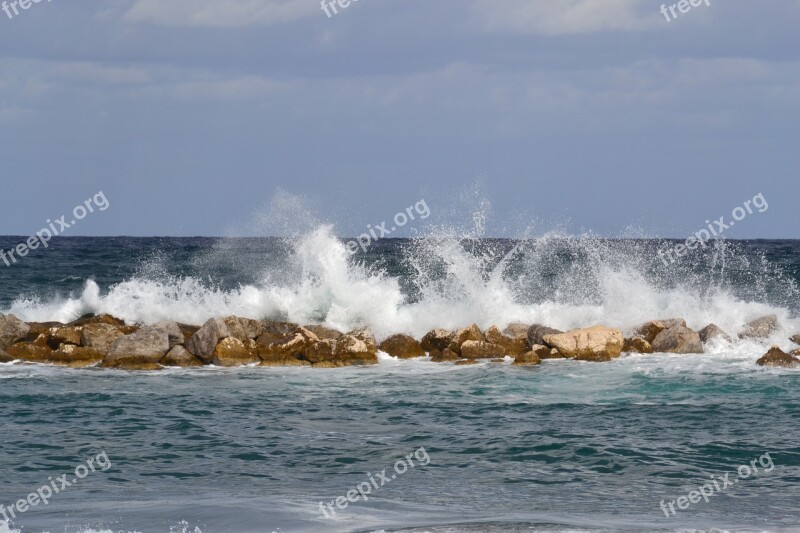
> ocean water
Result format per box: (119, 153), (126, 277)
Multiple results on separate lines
(1, 231), (799, 532)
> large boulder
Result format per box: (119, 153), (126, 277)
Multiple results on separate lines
(623, 337), (654, 354)
(48, 344), (104, 368)
(67, 314), (126, 328)
(461, 340), (506, 359)
(258, 327), (318, 365)
(651, 326), (703, 354)
(379, 334), (425, 358)
(756, 346), (799, 368)
(699, 323), (731, 344)
(333, 334), (379, 365)
(0, 314), (30, 349)
(0, 349), (12, 363)
(304, 325), (343, 340)
(420, 329), (455, 353)
(513, 345), (550, 366)
(46, 326), (83, 347)
(81, 324), (125, 354)
(502, 323), (530, 339)
(6, 343), (55, 363)
(790, 334), (800, 346)
(430, 348), (461, 362)
(543, 326), (624, 361)
(212, 337), (260, 366)
(634, 318), (687, 344)
(160, 345), (203, 367)
(485, 326), (529, 356)
(740, 315), (778, 339)
(450, 324), (485, 351)
(103, 327), (170, 370)
(528, 324), (563, 347)
(153, 322), (185, 348)
(186, 318), (230, 363)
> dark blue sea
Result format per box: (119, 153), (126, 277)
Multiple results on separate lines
(1, 234), (799, 532)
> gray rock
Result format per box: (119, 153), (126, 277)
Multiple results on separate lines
(789, 334), (800, 346)
(528, 324), (563, 347)
(698, 323), (731, 344)
(186, 318), (230, 363)
(104, 326), (170, 369)
(160, 345), (203, 367)
(154, 321), (184, 348)
(0, 314), (30, 349)
(634, 318), (687, 344)
(81, 323), (125, 354)
(652, 326), (703, 354)
(502, 323), (530, 339)
(740, 315), (778, 339)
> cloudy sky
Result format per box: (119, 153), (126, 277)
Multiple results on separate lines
(0, 0), (798, 237)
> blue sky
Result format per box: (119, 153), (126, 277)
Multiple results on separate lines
(0, 0), (798, 238)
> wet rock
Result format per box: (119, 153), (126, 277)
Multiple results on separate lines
(46, 326), (83, 347)
(154, 322), (185, 348)
(502, 323), (530, 339)
(0, 349), (12, 363)
(623, 337), (654, 354)
(430, 348), (460, 362)
(699, 323), (731, 344)
(212, 337), (260, 366)
(420, 329), (455, 353)
(460, 340), (506, 359)
(543, 326), (624, 361)
(756, 346), (799, 368)
(186, 318), (230, 363)
(740, 315), (778, 339)
(160, 345), (203, 367)
(49, 344), (103, 368)
(790, 334), (800, 346)
(6, 343), (54, 363)
(379, 334), (425, 358)
(635, 319), (687, 344)
(81, 324), (125, 354)
(259, 327), (318, 365)
(528, 324), (563, 347)
(304, 325), (343, 340)
(346, 328), (379, 355)
(512, 350), (542, 366)
(102, 326), (170, 370)
(454, 359), (479, 366)
(485, 325), (529, 356)
(0, 314), (30, 349)
(333, 334), (379, 365)
(67, 314), (126, 328)
(651, 326), (703, 354)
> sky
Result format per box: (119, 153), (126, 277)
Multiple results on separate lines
(0, 0), (798, 238)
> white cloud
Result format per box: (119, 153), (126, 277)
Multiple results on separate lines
(123, 0), (318, 28)
(472, 0), (659, 35)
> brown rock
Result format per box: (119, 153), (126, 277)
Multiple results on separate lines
(502, 323), (530, 339)
(528, 324), (563, 347)
(0, 314), (30, 349)
(160, 345), (203, 367)
(490, 358), (507, 363)
(49, 344), (104, 367)
(81, 324), (125, 354)
(102, 326), (170, 370)
(740, 315), (778, 339)
(513, 351), (542, 366)
(651, 326), (703, 354)
(792, 349), (800, 357)
(756, 346), (800, 368)
(6, 343), (54, 363)
(699, 323), (731, 344)
(623, 337), (654, 354)
(430, 348), (460, 362)
(0, 349), (12, 363)
(259, 327), (319, 365)
(46, 326), (83, 347)
(212, 337), (260, 366)
(333, 334), (379, 365)
(312, 361), (342, 368)
(346, 328), (379, 355)
(420, 329), (455, 353)
(485, 325), (528, 356)
(67, 314), (126, 327)
(177, 324), (200, 344)
(461, 340), (506, 359)
(304, 325), (343, 340)
(635, 319), (687, 344)
(454, 359), (479, 366)
(543, 326), (624, 361)
(379, 334), (425, 359)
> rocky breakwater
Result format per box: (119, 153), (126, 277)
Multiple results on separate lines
(0, 313), (795, 371)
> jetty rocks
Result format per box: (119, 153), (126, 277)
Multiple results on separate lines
(0, 313), (794, 371)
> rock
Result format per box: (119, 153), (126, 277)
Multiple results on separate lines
(623, 337), (654, 354)
(333, 334), (379, 365)
(0, 349), (12, 363)
(154, 322), (185, 348)
(186, 318), (230, 363)
(543, 326), (624, 361)
(46, 326), (83, 347)
(502, 323), (530, 339)
(259, 327), (319, 365)
(635, 319), (687, 344)
(420, 329), (455, 353)
(485, 326), (529, 356)
(103, 326), (170, 370)
(461, 340), (506, 359)
(212, 337), (260, 366)
(379, 334), (425, 358)
(81, 323), (125, 354)
(430, 348), (461, 362)
(6, 343), (54, 363)
(447, 324), (485, 355)
(23, 322), (63, 341)
(790, 334), (800, 346)
(699, 323), (731, 344)
(312, 361), (341, 368)
(237, 317), (269, 340)
(304, 325), (343, 340)
(740, 315), (778, 339)
(454, 359), (479, 366)
(651, 326), (703, 354)
(67, 314), (126, 327)
(346, 328), (379, 355)
(220, 316), (249, 341)
(160, 345), (203, 367)
(49, 344), (103, 367)
(0, 314), (30, 349)
(513, 351), (542, 366)
(792, 349), (800, 357)
(756, 346), (800, 368)
(528, 324), (563, 347)
(490, 358), (507, 363)
(540, 347), (567, 359)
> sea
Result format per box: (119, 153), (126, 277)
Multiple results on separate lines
(1, 230), (799, 533)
